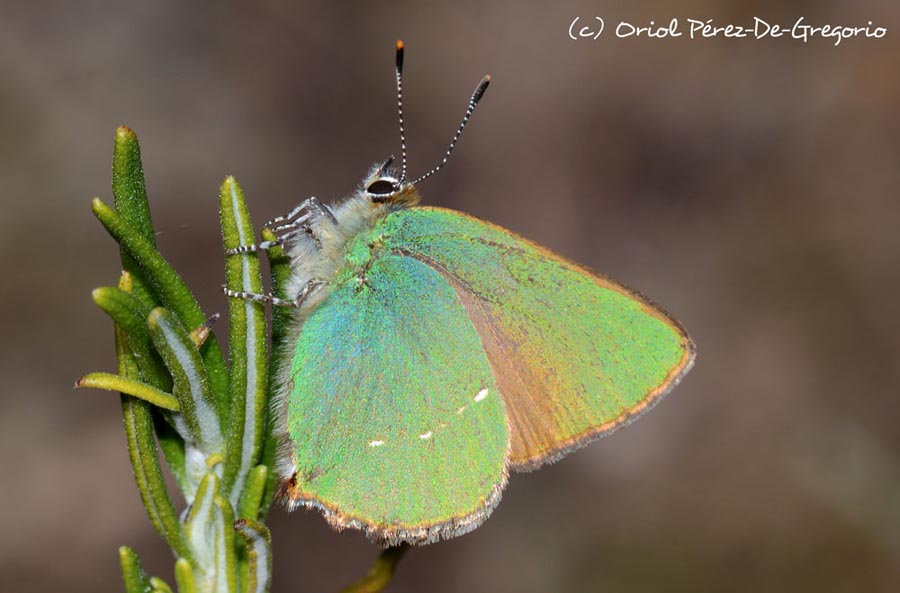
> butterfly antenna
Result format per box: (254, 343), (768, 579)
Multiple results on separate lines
(411, 74), (491, 186)
(395, 40), (408, 184)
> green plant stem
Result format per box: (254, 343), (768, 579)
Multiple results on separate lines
(339, 545), (411, 593)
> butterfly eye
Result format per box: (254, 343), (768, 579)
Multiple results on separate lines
(367, 179), (397, 198)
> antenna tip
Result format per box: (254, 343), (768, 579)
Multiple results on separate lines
(473, 75), (491, 103)
(396, 40), (405, 71)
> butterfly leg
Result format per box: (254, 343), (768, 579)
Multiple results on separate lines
(278, 198), (337, 249)
(265, 198), (337, 228)
(223, 279), (323, 308)
(262, 202), (308, 230)
(226, 197), (337, 255)
(308, 197), (338, 225)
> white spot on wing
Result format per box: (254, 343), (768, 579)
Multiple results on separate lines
(418, 431), (433, 440)
(368, 440), (384, 448)
(474, 388), (489, 402)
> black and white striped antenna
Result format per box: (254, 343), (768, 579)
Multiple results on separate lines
(393, 40), (490, 187)
(395, 40), (409, 184)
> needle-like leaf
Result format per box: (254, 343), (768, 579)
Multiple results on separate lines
(112, 126), (156, 309)
(219, 176), (268, 509)
(186, 472), (219, 573)
(175, 558), (198, 593)
(234, 519), (272, 593)
(117, 326), (193, 562)
(150, 577), (174, 593)
(93, 286), (164, 378)
(119, 546), (153, 593)
(92, 197), (230, 414)
(214, 496), (239, 593)
(257, 227), (292, 516)
(148, 307), (224, 453)
(77, 372), (179, 411)
(237, 465), (268, 521)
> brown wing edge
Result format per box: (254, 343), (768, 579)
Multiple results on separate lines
(276, 464), (509, 546)
(399, 206), (698, 473)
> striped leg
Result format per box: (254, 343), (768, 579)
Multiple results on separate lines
(263, 198), (336, 228)
(263, 203), (307, 230)
(310, 198), (338, 225)
(223, 279), (322, 308)
(225, 226), (309, 255)
(225, 197), (337, 255)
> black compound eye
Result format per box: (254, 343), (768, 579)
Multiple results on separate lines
(367, 179), (396, 196)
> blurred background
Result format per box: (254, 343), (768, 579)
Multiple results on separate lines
(2, 1), (899, 592)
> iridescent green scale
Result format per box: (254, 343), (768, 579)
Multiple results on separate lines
(278, 205), (694, 544)
(285, 253), (508, 544)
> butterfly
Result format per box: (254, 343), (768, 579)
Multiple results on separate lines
(225, 40), (695, 546)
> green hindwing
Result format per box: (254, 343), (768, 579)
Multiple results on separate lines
(376, 207), (696, 471)
(282, 254), (509, 545)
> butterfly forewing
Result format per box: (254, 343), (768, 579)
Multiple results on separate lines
(281, 253), (509, 544)
(377, 207), (696, 470)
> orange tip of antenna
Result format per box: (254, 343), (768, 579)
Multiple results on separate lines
(484, 74), (491, 82)
(396, 40), (404, 50)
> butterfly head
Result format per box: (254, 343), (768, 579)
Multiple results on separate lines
(361, 156), (420, 208)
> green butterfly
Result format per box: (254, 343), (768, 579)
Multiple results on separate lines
(226, 41), (695, 546)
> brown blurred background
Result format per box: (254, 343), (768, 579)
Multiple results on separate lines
(2, 1), (899, 592)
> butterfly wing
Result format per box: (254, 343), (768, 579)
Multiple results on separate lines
(278, 253), (509, 545)
(377, 207), (696, 471)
